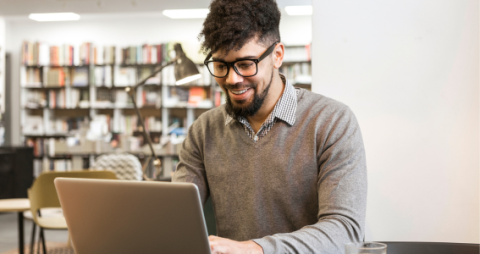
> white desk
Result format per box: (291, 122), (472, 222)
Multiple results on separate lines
(0, 199), (30, 254)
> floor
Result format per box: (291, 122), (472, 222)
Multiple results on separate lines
(0, 213), (69, 253)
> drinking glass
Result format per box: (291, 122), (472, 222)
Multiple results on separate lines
(345, 242), (387, 254)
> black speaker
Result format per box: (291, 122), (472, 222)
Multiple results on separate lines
(0, 147), (34, 199)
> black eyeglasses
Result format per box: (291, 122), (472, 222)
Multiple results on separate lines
(204, 42), (279, 78)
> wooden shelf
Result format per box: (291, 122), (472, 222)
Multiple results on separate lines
(97, 86), (132, 89)
(24, 107), (91, 110)
(24, 134), (70, 138)
(24, 65), (90, 68)
(133, 131), (162, 136)
(162, 84), (212, 88)
(283, 60), (311, 64)
(23, 86), (90, 89)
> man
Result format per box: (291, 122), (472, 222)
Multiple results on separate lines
(173, 0), (367, 253)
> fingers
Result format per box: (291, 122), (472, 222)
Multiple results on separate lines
(209, 235), (229, 254)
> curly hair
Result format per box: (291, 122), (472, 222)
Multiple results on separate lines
(198, 0), (281, 56)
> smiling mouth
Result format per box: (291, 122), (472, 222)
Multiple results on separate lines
(230, 88), (250, 95)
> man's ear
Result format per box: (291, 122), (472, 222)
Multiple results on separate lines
(273, 43), (284, 69)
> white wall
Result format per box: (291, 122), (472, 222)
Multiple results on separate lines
(0, 16), (5, 114)
(4, 13), (312, 145)
(312, 0), (479, 244)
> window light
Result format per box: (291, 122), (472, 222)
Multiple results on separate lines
(285, 6), (312, 16)
(162, 9), (209, 19)
(29, 13), (81, 22)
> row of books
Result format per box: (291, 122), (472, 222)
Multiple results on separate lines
(96, 86), (212, 108)
(280, 62), (312, 85)
(22, 41), (311, 66)
(94, 64), (211, 87)
(164, 86), (212, 108)
(94, 65), (160, 87)
(22, 41), (92, 66)
(284, 44), (311, 62)
(94, 46), (116, 65)
(23, 116), (85, 135)
(26, 137), (45, 157)
(24, 90), (47, 108)
(93, 87), (162, 108)
(120, 44), (169, 65)
(50, 117), (85, 134)
(22, 62), (213, 88)
(140, 87), (162, 107)
(94, 90), (133, 108)
(32, 158), (76, 177)
(24, 86), (214, 109)
(22, 41), (179, 66)
(113, 115), (162, 135)
(22, 68), (42, 86)
(25, 89), (88, 109)
(21, 66), (89, 87)
(23, 116), (44, 134)
(49, 159), (73, 172)
(47, 90), (90, 109)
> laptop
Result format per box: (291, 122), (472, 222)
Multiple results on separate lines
(54, 178), (211, 254)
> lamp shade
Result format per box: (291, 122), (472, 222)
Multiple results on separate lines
(173, 44), (202, 85)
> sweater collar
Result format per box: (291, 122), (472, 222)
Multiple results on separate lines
(225, 73), (297, 126)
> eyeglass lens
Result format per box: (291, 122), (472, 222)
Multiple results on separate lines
(207, 60), (257, 78)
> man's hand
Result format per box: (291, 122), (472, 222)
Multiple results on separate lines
(209, 235), (264, 254)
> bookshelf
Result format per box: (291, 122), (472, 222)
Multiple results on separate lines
(20, 42), (311, 178)
(281, 45), (312, 91)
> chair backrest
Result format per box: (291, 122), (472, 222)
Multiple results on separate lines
(28, 170), (117, 223)
(92, 153), (142, 181)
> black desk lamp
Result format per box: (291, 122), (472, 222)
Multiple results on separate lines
(125, 43), (201, 180)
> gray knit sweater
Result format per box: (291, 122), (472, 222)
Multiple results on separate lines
(173, 88), (367, 254)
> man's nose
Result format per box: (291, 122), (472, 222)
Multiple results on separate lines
(225, 66), (243, 84)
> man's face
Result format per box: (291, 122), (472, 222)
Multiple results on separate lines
(212, 40), (276, 118)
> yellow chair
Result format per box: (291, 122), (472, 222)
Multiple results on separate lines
(28, 170), (117, 254)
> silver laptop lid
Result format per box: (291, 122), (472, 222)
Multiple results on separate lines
(55, 178), (211, 254)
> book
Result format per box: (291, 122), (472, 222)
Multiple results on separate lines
(80, 43), (91, 65)
(24, 90), (46, 108)
(21, 67), (42, 87)
(23, 116), (44, 134)
(114, 66), (136, 87)
(72, 67), (89, 87)
(142, 87), (161, 107)
(94, 65), (112, 87)
(188, 87), (206, 106)
(44, 67), (67, 87)
(38, 43), (50, 66)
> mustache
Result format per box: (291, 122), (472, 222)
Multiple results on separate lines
(223, 83), (256, 90)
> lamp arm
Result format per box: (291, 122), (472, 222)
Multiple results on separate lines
(126, 57), (179, 180)
(127, 91), (159, 170)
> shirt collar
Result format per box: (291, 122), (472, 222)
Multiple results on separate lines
(225, 73), (297, 126)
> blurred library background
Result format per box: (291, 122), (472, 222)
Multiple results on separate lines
(0, 1), (312, 252)
(0, 0), (312, 181)
(1, 1), (479, 253)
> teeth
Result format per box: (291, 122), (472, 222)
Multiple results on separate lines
(231, 89), (248, 95)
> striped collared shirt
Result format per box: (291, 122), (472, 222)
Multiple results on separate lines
(225, 74), (298, 142)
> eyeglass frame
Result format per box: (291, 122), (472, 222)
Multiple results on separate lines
(204, 41), (280, 78)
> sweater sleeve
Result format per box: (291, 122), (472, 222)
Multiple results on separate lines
(252, 106), (367, 254)
(172, 120), (210, 205)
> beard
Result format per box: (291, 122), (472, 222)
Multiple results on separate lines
(224, 71), (274, 119)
